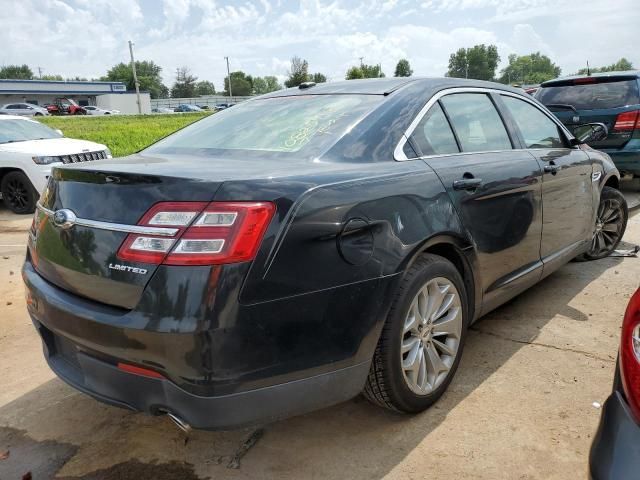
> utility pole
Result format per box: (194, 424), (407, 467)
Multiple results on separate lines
(37, 66), (42, 79)
(128, 40), (142, 114)
(359, 57), (364, 68)
(224, 56), (232, 99)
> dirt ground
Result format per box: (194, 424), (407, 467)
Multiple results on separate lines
(0, 199), (639, 480)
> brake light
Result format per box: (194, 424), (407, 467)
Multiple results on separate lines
(620, 288), (640, 424)
(116, 201), (275, 266)
(613, 110), (640, 131)
(573, 77), (596, 84)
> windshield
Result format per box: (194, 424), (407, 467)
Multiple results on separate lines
(146, 94), (382, 159)
(0, 119), (62, 144)
(537, 79), (640, 110)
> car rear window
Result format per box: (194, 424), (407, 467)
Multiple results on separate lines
(537, 79), (640, 110)
(146, 95), (382, 159)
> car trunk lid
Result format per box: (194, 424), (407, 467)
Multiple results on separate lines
(537, 75), (640, 149)
(29, 162), (222, 309)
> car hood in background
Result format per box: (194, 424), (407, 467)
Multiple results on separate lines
(0, 138), (107, 155)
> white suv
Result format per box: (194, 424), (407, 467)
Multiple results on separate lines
(0, 115), (110, 214)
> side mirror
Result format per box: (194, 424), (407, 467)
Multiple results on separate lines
(571, 123), (608, 145)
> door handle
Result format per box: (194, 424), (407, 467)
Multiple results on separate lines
(544, 161), (559, 175)
(453, 177), (483, 191)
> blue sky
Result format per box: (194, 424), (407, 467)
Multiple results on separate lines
(2, 0), (639, 90)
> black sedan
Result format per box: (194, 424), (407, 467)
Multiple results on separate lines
(23, 78), (628, 430)
(590, 288), (640, 479)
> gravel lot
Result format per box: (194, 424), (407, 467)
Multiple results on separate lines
(0, 199), (638, 480)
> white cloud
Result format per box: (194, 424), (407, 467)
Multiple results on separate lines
(1, 0), (638, 91)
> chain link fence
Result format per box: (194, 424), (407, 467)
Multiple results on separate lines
(151, 95), (252, 109)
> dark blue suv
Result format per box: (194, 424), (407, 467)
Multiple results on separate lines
(536, 71), (640, 178)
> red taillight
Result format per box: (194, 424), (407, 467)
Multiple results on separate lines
(116, 201), (276, 266)
(620, 288), (640, 423)
(613, 110), (640, 132)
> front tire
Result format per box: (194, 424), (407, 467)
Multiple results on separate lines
(364, 254), (468, 413)
(1, 171), (37, 214)
(577, 186), (628, 261)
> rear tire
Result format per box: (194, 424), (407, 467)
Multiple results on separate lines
(364, 254), (468, 413)
(576, 186), (628, 261)
(1, 171), (37, 214)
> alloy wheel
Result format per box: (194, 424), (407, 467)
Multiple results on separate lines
(401, 277), (462, 395)
(6, 178), (28, 210)
(590, 198), (624, 256)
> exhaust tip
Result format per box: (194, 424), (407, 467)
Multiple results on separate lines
(165, 411), (192, 434)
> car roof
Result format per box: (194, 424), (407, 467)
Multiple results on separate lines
(260, 77), (526, 99)
(0, 114), (33, 121)
(541, 70), (640, 87)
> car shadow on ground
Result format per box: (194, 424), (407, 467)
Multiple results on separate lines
(0, 217), (635, 479)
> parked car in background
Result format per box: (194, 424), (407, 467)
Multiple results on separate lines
(214, 103), (232, 110)
(0, 103), (49, 117)
(536, 71), (640, 178)
(152, 107), (174, 114)
(174, 104), (202, 113)
(196, 105), (211, 110)
(23, 78), (627, 431)
(0, 115), (110, 213)
(84, 106), (119, 115)
(590, 288), (640, 479)
(45, 98), (87, 116)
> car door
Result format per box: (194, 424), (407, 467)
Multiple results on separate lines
(5, 104), (25, 115)
(407, 91), (544, 315)
(497, 93), (593, 273)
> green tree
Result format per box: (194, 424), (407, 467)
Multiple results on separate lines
(394, 59), (413, 77)
(41, 74), (64, 81)
(346, 63), (384, 80)
(253, 75), (282, 95)
(345, 66), (364, 80)
(195, 80), (216, 96)
(0, 64), (33, 79)
(498, 52), (561, 84)
(311, 72), (327, 83)
(577, 58), (634, 75)
(447, 44), (500, 80)
(224, 71), (253, 96)
(67, 76), (88, 81)
(171, 66), (198, 98)
(102, 60), (168, 99)
(284, 56), (310, 88)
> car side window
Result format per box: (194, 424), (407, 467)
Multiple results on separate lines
(440, 93), (512, 153)
(6, 104), (20, 109)
(409, 103), (459, 156)
(501, 95), (566, 149)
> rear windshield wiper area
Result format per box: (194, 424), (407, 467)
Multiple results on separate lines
(545, 103), (578, 113)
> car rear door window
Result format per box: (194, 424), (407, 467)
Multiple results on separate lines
(501, 95), (566, 148)
(409, 103), (459, 156)
(440, 93), (512, 153)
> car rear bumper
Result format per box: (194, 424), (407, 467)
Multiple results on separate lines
(23, 258), (393, 429)
(602, 145), (640, 176)
(34, 319), (369, 430)
(589, 391), (640, 479)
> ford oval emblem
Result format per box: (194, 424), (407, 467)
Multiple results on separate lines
(52, 209), (77, 229)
